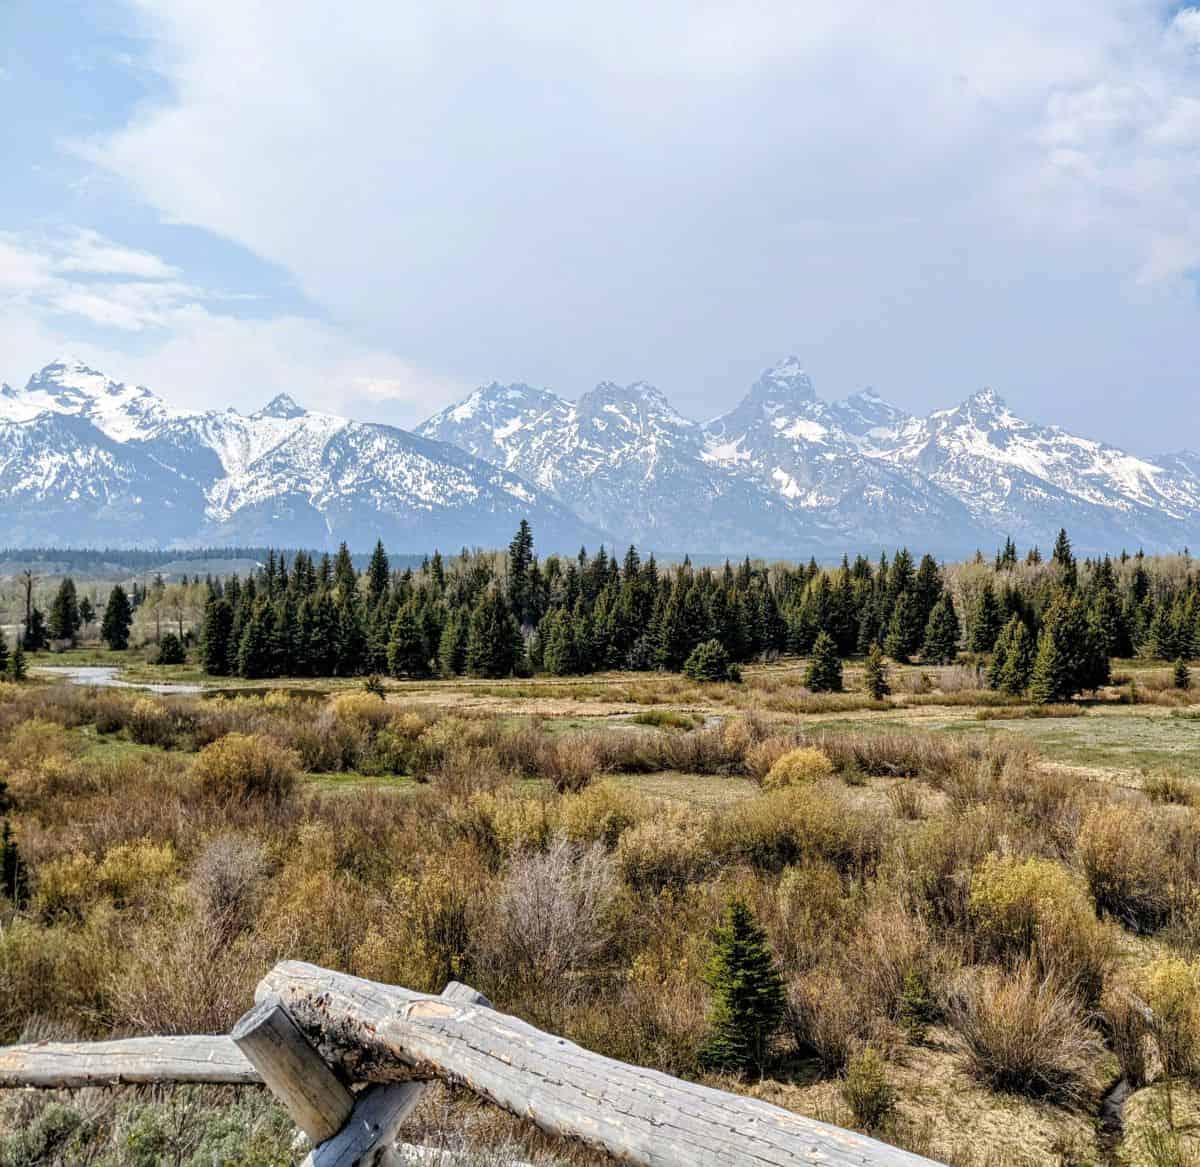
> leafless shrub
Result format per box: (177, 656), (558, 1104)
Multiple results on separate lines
(189, 833), (269, 936)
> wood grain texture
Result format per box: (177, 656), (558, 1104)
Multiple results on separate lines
(232, 996), (355, 1143)
(0, 1035), (259, 1088)
(259, 961), (946, 1167)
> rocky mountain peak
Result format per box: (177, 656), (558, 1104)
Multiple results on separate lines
(255, 392), (307, 420)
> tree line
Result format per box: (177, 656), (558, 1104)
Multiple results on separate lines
(24, 522), (1200, 701)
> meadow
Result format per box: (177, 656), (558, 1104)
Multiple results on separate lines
(2, 655), (1200, 1166)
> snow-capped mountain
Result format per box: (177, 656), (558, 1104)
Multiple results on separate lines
(423, 359), (1200, 556)
(860, 388), (1200, 551)
(0, 360), (598, 550)
(3, 357), (1198, 555)
(420, 377), (829, 553)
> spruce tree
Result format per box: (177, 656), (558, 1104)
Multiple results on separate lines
(1, 819), (26, 908)
(155, 632), (185, 665)
(365, 539), (391, 608)
(863, 643), (890, 699)
(465, 589), (523, 678)
(48, 578), (80, 643)
(200, 595), (234, 676)
(0, 632), (9, 679)
(438, 609), (469, 676)
(968, 583), (1002, 653)
(507, 519), (536, 628)
(101, 585), (133, 651)
(7, 643), (26, 682)
(700, 899), (786, 1076)
(1174, 658), (1191, 692)
(989, 616), (1034, 695)
(387, 604), (429, 677)
(804, 630), (843, 693)
(78, 596), (95, 634)
(884, 592), (921, 664)
(921, 591), (960, 664)
(683, 639), (740, 683)
(23, 606), (48, 652)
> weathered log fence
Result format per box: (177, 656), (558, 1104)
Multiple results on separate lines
(0, 961), (945, 1167)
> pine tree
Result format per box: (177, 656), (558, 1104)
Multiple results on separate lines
(0, 632), (8, 679)
(700, 900), (786, 1076)
(100, 585), (133, 651)
(465, 589), (523, 678)
(7, 643), (26, 682)
(863, 643), (890, 699)
(155, 632), (185, 665)
(1029, 591), (1104, 703)
(200, 595), (234, 676)
(78, 596), (95, 633)
(23, 606), (48, 652)
(507, 519), (536, 628)
(438, 609), (469, 676)
(48, 578), (80, 643)
(365, 539), (391, 608)
(1174, 658), (1191, 692)
(1, 819), (26, 908)
(884, 591), (922, 663)
(804, 631), (843, 693)
(989, 616), (1034, 695)
(968, 583), (1002, 653)
(683, 639), (740, 683)
(387, 604), (430, 677)
(921, 591), (961, 664)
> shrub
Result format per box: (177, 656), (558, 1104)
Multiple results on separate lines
(949, 962), (1103, 1105)
(682, 639), (741, 683)
(762, 747), (834, 790)
(190, 833), (268, 935)
(330, 690), (394, 734)
(537, 734), (601, 793)
(154, 632), (186, 665)
(96, 839), (176, 909)
(1143, 955), (1200, 1076)
(743, 734), (798, 782)
(32, 852), (98, 920)
(786, 967), (876, 1073)
(616, 806), (712, 890)
(474, 838), (618, 995)
(699, 899), (786, 1076)
(127, 697), (181, 747)
(841, 1046), (895, 1130)
(630, 709), (702, 730)
(192, 733), (298, 806)
(968, 853), (1113, 1000)
(559, 781), (647, 848)
(1077, 804), (1176, 931)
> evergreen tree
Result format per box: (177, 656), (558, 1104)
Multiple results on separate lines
(863, 643), (890, 699)
(1174, 658), (1191, 692)
(804, 631), (843, 693)
(699, 900), (786, 1076)
(78, 596), (95, 633)
(0, 632), (8, 679)
(1052, 527), (1077, 590)
(968, 583), (1002, 653)
(237, 604), (274, 678)
(155, 632), (185, 665)
(200, 595), (234, 676)
(365, 539), (391, 608)
(989, 615), (1034, 695)
(23, 606), (48, 652)
(1, 819), (26, 908)
(7, 643), (26, 682)
(438, 609), (469, 676)
(507, 519), (536, 628)
(100, 586), (132, 651)
(48, 577), (81, 643)
(683, 639), (741, 683)
(884, 591), (922, 663)
(465, 589), (523, 678)
(921, 592), (961, 664)
(387, 604), (430, 677)
(1029, 591), (1106, 703)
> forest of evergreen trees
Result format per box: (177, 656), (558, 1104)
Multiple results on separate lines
(24, 521), (1200, 702)
(156, 522), (1197, 700)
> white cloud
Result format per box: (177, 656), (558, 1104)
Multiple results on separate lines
(0, 230), (468, 422)
(55, 228), (178, 278)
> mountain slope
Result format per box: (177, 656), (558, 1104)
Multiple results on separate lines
(0, 361), (599, 551)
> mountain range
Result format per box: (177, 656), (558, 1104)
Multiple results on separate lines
(0, 357), (1196, 557)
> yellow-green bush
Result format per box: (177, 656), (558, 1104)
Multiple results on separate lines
(96, 840), (177, 909)
(330, 691), (394, 733)
(33, 852), (99, 920)
(616, 805), (711, 891)
(559, 781), (647, 848)
(763, 746), (834, 789)
(191, 733), (298, 805)
(1077, 804), (1177, 931)
(1143, 955), (1200, 1076)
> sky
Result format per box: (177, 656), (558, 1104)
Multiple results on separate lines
(1, 1), (1199, 453)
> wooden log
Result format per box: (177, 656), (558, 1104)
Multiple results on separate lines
(232, 996), (355, 1144)
(306, 982), (491, 1167)
(0, 1035), (259, 1088)
(260, 961), (945, 1167)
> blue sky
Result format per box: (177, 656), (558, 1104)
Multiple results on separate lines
(2, 1), (1199, 453)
